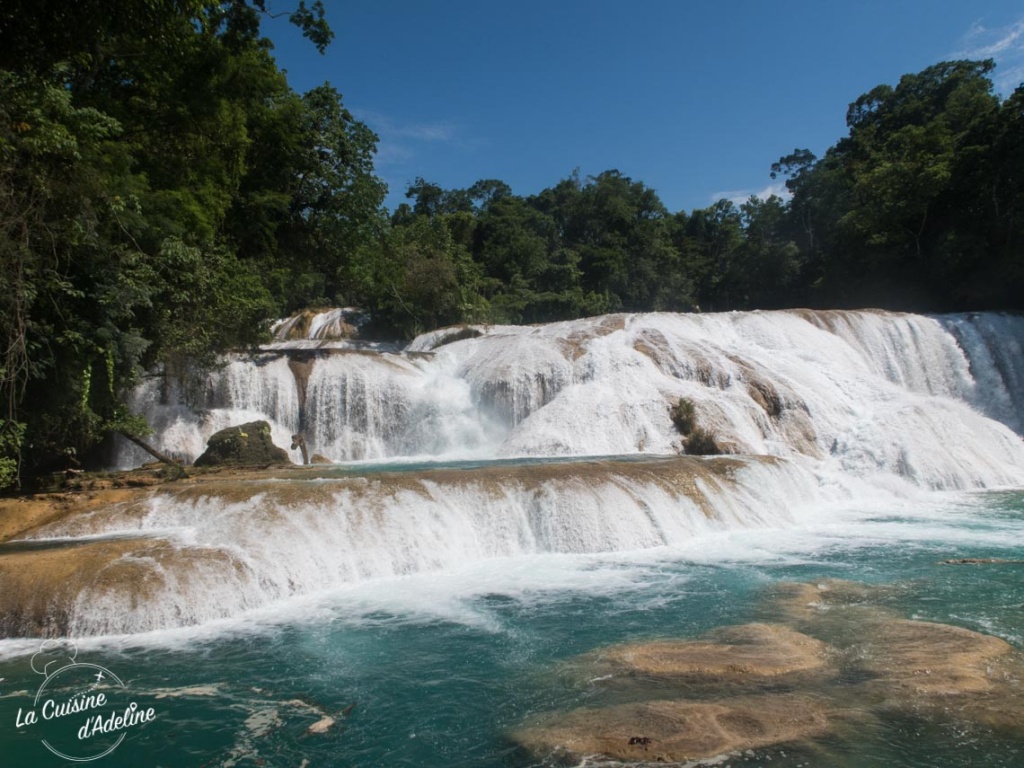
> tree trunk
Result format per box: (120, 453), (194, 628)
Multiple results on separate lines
(291, 434), (310, 465)
(116, 430), (182, 467)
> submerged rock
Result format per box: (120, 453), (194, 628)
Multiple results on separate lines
(850, 619), (1024, 730)
(515, 694), (831, 764)
(194, 421), (290, 467)
(583, 623), (829, 684)
(858, 619), (1015, 697)
(519, 579), (1024, 765)
(761, 578), (905, 626)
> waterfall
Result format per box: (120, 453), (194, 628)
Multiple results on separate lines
(118, 309), (1024, 490)
(15, 308), (1021, 638)
(937, 312), (1024, 433)
(4, 457), (827, 637)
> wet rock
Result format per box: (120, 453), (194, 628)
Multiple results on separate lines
(194, 421), (290, 467)
(763, 580), (1024, 733)
(585, 623), (829, 684)
(514, 694), (830, 764)
(852, 619), (1024, 729)
(858, 619), (1015, 695)
(523, 578), (1024, 764)
(762, 579), (903, 626)
(0, 538), (169, 636)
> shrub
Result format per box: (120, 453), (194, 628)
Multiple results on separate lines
(670, 397), (696, 435)
(685, 427), (720, 456)
(0, 422), (25, 491)
(669, 397), (722, 456)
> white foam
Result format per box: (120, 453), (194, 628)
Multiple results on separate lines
(43, 308), (1024, 638)
(117, 311), (1024, 490)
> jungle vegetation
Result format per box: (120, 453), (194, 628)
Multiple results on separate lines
(1, 3), (1022, 485)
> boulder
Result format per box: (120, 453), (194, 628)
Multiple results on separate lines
(193, 421), (290, 467)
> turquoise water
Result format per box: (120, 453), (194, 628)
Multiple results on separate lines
(1, 490), (1023, 767)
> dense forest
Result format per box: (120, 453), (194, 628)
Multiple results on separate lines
(2, 2), (1023, 487)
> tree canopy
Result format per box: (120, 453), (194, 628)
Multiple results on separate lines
(1, 6), (1022, 491)
(0, 1), (381, 485)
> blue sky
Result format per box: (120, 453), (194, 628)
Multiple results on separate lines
(264, 1), (1024, 214)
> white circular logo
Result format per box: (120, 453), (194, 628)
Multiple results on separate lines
(13, 640), (157, 762)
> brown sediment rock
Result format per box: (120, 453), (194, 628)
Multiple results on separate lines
(278, 308), (358, 341)
(850, 618), (1024, 732)
(631, 328), (672, 368)
(586, 623), (829, 683)
(515, 694), (831, 764)
(0, 538), (166, 636)
(857, 619), (1017, 698)
(521, 578), (1024, 765)
(0, 456), (781, 637)
(728, 358), (820, 459)
(562, 314), (628, 360)
(760, 579), (905, 626)
(12, 456), (765, 544)
(426, 325), (483, 349)
(287, 357), (315, 411)
(762, 580), (1024, 733)
(746, 376), (784, 419)
(787, 308), (900, 336)
(631, 330), (730, 389)
(0, 536), (247, 637)
(0, 488), (144, 544)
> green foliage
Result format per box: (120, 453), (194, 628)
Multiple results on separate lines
(103, 409), (153, 440)
(669, 397), (720, 455)
(685, 427), (721, 456)
(670, 398), (697, 435)
(145, 238), (277, 363)
(2, 20), (1022, 488)
(774, 59), (1020, 309)
(0, 0), (389, 483)
(366, 216), (487, 336)
(0, 422), (25, 491)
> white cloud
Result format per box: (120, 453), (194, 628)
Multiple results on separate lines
(392, 122), (457, 142)
(956, 15), (1024, 94)
(709, 182), (791, 207)
(352, 109), (461, 166)
(373, 143), (414, 165)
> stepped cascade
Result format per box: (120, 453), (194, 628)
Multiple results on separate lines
(121, 310), (1024, 490)
(3, 308), (1024, 638)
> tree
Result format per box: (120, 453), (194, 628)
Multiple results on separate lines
(0, 0), (351, 485)
(366, 217), (486, 336)
(831, 60), (1001, 307)
(734, 195), (803, 308)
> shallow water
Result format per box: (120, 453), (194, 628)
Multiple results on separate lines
(1, 488), (1022, 766)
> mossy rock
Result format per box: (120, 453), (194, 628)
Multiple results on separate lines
(193, 421), (291, 467)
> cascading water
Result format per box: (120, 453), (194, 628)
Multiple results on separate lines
(119, 309), (1024, 487)
(2, 457), (823, 637)
(4, 308), (1024, 768)
(7, 309), (1024, 638)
